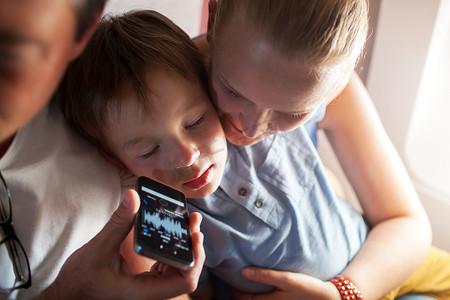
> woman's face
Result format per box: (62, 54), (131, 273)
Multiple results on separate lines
(208, 14), (347, 146)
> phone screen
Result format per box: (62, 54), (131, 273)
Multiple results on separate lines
(134, 177), (193, 269)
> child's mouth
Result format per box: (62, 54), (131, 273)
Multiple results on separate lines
(182, 165), (214, 190)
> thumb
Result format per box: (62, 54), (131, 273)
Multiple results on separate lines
(95, 189), (140, 250)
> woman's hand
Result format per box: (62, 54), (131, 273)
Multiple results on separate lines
(233, 267), (340, 300)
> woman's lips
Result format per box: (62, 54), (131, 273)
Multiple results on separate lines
(223, 115), (261, 145)
(226, 116), (243, 134)
(182, 165), (214, 190)
(223, 115), (246, 139)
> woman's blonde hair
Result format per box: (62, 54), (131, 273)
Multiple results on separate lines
(209, 0), (368, 70)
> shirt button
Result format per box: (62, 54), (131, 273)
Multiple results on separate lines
(238, 187), (248, 196)
(254, 199), (264, 208)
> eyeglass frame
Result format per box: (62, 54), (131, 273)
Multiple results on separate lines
(0, 171), (32, 291)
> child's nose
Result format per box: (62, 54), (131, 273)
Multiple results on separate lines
(172, 142), (200, 169)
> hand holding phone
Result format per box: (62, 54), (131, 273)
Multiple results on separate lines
(134, 176), (194, 270)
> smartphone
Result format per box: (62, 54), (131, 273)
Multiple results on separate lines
(134, 176), (194, 270)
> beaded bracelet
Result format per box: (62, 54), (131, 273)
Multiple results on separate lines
(329, 276), (364, 300)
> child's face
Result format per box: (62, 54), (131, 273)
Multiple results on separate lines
(106, 69), (227, 199)
(208, 15), (351, 146)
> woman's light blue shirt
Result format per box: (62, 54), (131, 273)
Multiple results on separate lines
(188, 108), (368, 295)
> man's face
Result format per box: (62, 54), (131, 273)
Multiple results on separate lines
(0, 0), (78, 147)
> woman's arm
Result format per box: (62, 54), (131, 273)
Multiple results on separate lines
(317, 71), (431, 299)
(236, 72), (431, 300)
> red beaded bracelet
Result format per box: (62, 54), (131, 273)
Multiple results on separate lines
(329, 276), (364, 300)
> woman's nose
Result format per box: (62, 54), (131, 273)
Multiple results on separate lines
(239, 109), (270, 138)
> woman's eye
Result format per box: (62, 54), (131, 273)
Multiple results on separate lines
(225, 87), (239, 98)
(186, 114), (205, 129)
(140, 146), (159, 159)
(288, 113), (306, 119)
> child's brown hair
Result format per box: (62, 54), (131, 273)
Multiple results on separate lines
(57, 10), (208, 153)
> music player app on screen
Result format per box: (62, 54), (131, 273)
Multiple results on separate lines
(134, 176), (194, 270)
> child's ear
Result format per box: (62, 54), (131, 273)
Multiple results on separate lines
(99, 149), (128, 170)
(206, 0), (218, 43)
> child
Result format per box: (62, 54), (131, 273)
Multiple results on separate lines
(58, 12), (225, 296)
(57, 10), (228, 201)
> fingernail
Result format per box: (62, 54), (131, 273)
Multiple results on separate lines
(242, 268), (255, 277)
(121, 192), (131, 209)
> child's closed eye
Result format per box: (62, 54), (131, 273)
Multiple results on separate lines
(140, 145), (159, 159)
(185, 114), (205, 129)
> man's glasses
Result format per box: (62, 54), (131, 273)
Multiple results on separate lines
(0, 172), (31, 292)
